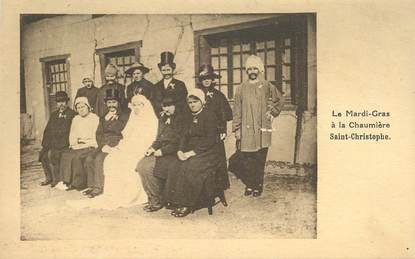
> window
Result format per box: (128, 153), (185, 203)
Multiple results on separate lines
(40, 54), (71, 117)
(195, 15), (308, 109)
(97, 41), (142, 86)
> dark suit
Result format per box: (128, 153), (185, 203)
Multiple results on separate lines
(95, 83), (126, 117)
(85, 111), (129, 194)
(153, 78), (188, 117)
(137, 112), (185, 206)
(39, 107), (76, 185)
(126, 79), (154, 103)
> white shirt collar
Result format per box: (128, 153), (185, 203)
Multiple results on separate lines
(163, 78), (173, 89)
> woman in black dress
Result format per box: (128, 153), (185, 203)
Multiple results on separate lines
(164, 88), (222, 217)
(197, 64), (233, 204)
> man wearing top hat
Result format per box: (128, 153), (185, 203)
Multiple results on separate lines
(95, 63), (127, 118)
(39, 91), (76, 187)
(125, 62), (154, 105)
(153, 51), (188, 117)
(75, 75), (99, 112)
(83, 88), (129, 198)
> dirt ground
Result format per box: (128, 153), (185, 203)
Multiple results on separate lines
(20, 142), (316, 240)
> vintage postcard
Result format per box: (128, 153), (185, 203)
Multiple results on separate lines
(0, 0), (414, 258)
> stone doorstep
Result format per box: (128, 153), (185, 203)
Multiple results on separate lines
(265, 161), (316, 177)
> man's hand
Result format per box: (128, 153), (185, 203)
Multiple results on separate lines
(184, 151), (196, 160)
(265, 111), (274, 120)
(220, 133), (227, 141)
(177, 151), (187, 161)
(154, 149), (163, 157)
(101, 145), (114, 154)
(145, 147), (155, 157)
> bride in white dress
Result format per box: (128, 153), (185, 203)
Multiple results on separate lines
(67, 95), (158, 210)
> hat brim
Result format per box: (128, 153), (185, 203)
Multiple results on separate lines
(157, 62), (176, 69)
(56, 97), (70, 102)
(125, 66), (150, 75)
(104, 97), (120, 102)
(197, 73), (221, 80)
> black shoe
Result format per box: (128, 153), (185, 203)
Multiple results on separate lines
(173, 207), (193, 217)
(82, 189), (93, 195)
(65, 186), (76, 191)
(87, 191), (102, 198)
(40, 180), (52, 186)
(253, 190), (262, 197)
(244, 188), (253, 196)
(144, 204), (163, 212)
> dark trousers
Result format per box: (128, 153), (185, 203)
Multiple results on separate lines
(39, 148), (66, 184)
(85, 150), (108, 194)
(59, 147), (95, 189)
(242, 148), (268, 191)
(137, 156), (164, 206)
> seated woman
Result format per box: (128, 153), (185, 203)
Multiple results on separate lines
(55, 97), (99, 191)
(67, 95), (158, 209)
(164, 88), (222, 217)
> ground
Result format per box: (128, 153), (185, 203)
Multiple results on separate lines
(20, 142), (316, 240)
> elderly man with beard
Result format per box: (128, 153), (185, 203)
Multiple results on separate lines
(153, 51), (188, 117)
(95, 64), (127, 117)
(39, 91), (76, 187)
(232, 55), (284, 197)
(82, 89), (129, 198)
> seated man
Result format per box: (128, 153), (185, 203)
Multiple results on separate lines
(136, 95), (185, 212)
(55, 97), (99, 191)
(39, 91), (76, 187)
(83, 89), (129, 198)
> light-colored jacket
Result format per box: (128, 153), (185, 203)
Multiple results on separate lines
(232, 79), (284, 152)
(69, 112), (99, 150)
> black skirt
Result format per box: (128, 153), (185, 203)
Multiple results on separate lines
(164, 148), (221, 207)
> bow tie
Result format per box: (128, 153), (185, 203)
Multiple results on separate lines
(58, 112), (65, 118)
(206, 91), (214, 98)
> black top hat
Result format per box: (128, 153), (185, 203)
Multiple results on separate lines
(104, 88), (120, 101)
(55, 91), (69, 102)
(197, 64), (221, 81)
(158, 51), (176, 69)
(125, 62), (150, 75)
(162, 94), (177, 107)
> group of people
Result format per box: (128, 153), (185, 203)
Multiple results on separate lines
(39, 51), (284, 217)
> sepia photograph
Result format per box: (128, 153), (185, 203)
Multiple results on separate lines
(19, 13), (317, 240)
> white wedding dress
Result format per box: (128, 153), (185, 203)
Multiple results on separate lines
(67, 96), (158, 210)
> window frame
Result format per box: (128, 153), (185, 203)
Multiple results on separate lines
(194, 15), (308, 110)
(39, 54), (71, 119)
(96, 41), (142, 85)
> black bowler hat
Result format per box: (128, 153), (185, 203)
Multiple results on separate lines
(104, 88), (120, 102)
(158, 51), (176, 70)
(197, 64), (221, 81)
(125, 62), (150, 75)
(55, 91), (69, 102)
(162, 95), (177, 107)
